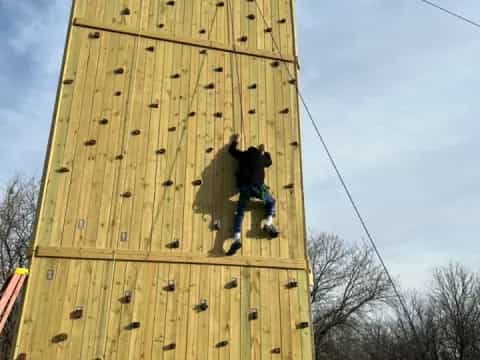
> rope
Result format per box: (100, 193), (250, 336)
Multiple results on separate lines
(252, 0), (424, 352)
(226, 0), (246, 145)
(419, 0), (480, 29)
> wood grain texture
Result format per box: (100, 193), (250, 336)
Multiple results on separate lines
(15, 1), (313, 358)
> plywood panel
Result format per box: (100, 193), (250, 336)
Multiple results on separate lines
(15, 0), (313, 358)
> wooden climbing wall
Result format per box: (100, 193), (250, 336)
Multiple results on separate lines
(14, 0), (313, 359)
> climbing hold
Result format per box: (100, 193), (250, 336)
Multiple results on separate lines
(121, 191), (132, 198)
(188, 111), (196, 117)
(163, 343), (176, 351)
(170, 73), (180, 79)
(17, 353), (27, 360)
(280, 108), (290, 114)
(56, 167), (70, 173)
(168, 126), (176, 132)
(52, 333), (68, 343)
(290, 141), (299, 147)
(271, 348), (281, 354)
(212, 220), (221, 231)
(131, 129), (141, 136)
(77, 219), (86, 229)
(214, 112), (223, 118)
(238, 36), (248, 42)
(121, 8), (131, 15)
(89, 31), (100, 39)
(114, 67), (125, 75)
(278, 18), (287, 24)
(115, 154), (124, 160)
(155, 148), (166, 155)
(70, 306), (84, 320)
(164, 280), (175, 292)
(192, 179), (202, 186)
(199, 49), (208, 55)
(99, 118), (109, 125)
(216, 341), (229, 348)
(205, 83), (215, 89)
(196, 299), (209, 312)
(120, 232), (128, 242)
(149, 103), (159, 108)
(296, 321), (310, 329)
(216, 1), (225, 7)
(206, 147), (213, 153)
(121, 290), (133, 304)
(166, 0), (175, 5)
(248, 83), (257, 90)
(284, 183), (294, 189)
(146, 46), (155, 52)
(225, 277), (238, 289)
(167, 239), (180, 249)
(47, 269), (55, 280)
(287, 279), (298, 289)
(158, 23), (165, 28)
(199, 28), (206, 34)
(163, 180), (174, 187)
(63, 79), (74, 85)
(288, 79), (297, 85)
(114, 91), (122, 96)
(248, 109), (256, 115)
(84, 139), (97, 146)
(271, 61), (280, 68)
(214, 67), (224, 72)
(247, 14), (256, 20)
(265, 27), (273, 33)
(248, 308), (259, 321)
(127, 321), (141, 330)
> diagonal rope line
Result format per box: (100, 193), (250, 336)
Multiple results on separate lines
(419, 0), (480, 29)
(252, 0), (424, 350)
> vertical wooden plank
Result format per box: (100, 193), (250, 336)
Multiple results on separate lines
(218, 266), (231, 360)
(196, 265), (211, 357)
(240, 267), (251, 360)
(297, 271), (314, 360)
(151, 263), (170, 359)
(95, 33), (136, 250)
(278, 270), (292, 359)
(229, 266), (242, 360)
(287, 270), (302, 360)
(250, 268), (261, 359)
(61, 26), (102, 248)
(174, 265), (191, 359)
(163, 264), (181, 360)
(185, 264), (200, 359)
(25, 259), (58, 358)
(260, 269), (272, 359)
(40, 27), (83, 247)
(105, 261), (128, 359)
(53, 259), (82, 359)
(149, 39), (169, 252)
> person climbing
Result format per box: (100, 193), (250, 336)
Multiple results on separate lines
(226, 134), (279, 256)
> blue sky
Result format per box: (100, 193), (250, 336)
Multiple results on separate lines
(1, 0), (479, 289)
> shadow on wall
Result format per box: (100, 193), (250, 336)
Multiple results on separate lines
(193, 142), (268, 256)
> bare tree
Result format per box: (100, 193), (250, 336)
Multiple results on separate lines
(308, 233), (394, 356)
(0, 176), (38, 358)
(431, 263), (480, 360)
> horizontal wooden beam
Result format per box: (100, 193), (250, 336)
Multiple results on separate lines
(73, 18), (296, 63)
(35, 246), (307, 271)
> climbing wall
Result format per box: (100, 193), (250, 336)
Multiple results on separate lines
(14, 0), (313, 359)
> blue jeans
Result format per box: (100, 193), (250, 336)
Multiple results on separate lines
(233, 184), (276, 235)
